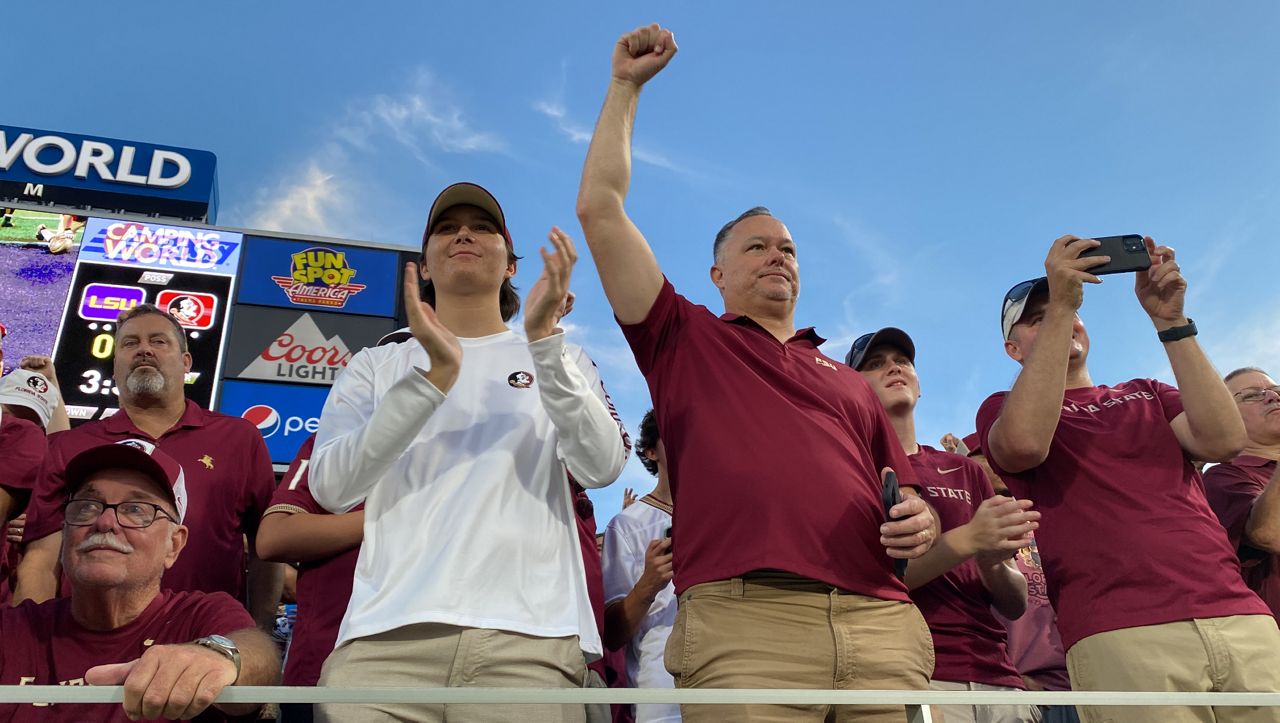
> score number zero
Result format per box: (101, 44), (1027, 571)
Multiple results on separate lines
(79, 333), (119, 396)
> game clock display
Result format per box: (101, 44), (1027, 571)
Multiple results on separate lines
(53, 261), (232, 422)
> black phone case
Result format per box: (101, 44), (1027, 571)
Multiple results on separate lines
(881, 471), (909, 580)
(1078, 234), (1152, 275)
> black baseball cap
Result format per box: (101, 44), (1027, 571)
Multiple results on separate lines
(845, 327), (916, 370)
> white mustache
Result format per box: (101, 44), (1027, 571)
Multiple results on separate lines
(76, 532), (133, 554)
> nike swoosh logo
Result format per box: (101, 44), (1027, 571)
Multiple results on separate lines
(937, 467), (962, 475)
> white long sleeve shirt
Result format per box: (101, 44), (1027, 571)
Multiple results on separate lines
(310, 329), (629, 655)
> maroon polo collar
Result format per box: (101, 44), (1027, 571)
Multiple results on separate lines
(1229, 454), (1278, 469)
(715, 311), (826, 346)
(102, 399), (207, 438)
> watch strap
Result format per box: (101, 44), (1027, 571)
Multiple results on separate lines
(1157, 318), (1197, 343)
(193, 635), (242, 682)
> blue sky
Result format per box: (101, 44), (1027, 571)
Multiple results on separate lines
(12, 2), (1280, 524)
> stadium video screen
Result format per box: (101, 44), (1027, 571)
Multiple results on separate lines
(0, 207), (86, 374)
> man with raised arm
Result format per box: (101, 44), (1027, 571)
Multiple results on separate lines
(576, 24), (938, 723)
(978, 235), (1280, 723)
(309, 183), (629, 723)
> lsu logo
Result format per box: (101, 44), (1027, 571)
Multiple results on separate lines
(271, 247), (367, 309)
(78, 283), (145, 322)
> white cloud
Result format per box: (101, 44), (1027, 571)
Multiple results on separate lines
(245, 160), (351, 237)
(533, 93), (684, 173)
(534, 100), (592, 143)
(234, 68), (504, 232)
(1206, 304), (1280, 378)
(831, 215), (903, 291)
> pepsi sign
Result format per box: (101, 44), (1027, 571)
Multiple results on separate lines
(0, 125), (218, 222)
(216, 379), (331, 464)
(79, 218), (242, 275)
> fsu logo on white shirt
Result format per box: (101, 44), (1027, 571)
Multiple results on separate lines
(507, 371), (534, 389)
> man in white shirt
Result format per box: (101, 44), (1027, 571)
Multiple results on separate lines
(310, 183), (631, 723)
(603, 410), (680, 723)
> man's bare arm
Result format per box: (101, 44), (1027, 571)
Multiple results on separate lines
(12, 531), (60, 604)
(576, 24), (675, 324)
(245, 542), (284, 631)
(1246, 464), (1280, 553)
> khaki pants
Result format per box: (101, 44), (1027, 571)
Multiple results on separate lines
(315, 622), (588, 723)
(1065, 614), (1280, 723)
(665, 572), (934, 722)
(928, 680), (1039, 723)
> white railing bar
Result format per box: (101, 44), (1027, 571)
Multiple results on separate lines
(1, 687), (1278, 706)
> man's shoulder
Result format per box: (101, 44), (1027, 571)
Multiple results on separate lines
(47, 417), (115, 452)
(609, 497), (671, 534)
(155, 590), (256, 631)
(1204, 456), (1275, 488)
(192, 406), (260, 433)
(912, 446), (987, 485)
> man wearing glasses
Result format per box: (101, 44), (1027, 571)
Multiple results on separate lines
(14, 305), (281, 631)
(1204, 368), (1280, 619)
(977, 235), (1280, 723)
(0, 440), (279, 721)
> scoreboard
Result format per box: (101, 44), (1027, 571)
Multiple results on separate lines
(52, 218), (241, 421)
(17, 214), (409, 465)
(0, 125), (409, 469)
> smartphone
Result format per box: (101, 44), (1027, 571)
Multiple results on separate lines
(665, 526), (672, 539)
(881, 471), (909, 581)
(1077, 234), (1152, 275)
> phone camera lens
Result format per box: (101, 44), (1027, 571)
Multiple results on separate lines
(1124, 239), (1143, 251)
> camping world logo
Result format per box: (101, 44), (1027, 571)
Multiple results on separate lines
(242, 404), (281, 438)
(271, 247), (367, 309)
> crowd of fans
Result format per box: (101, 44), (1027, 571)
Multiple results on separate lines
(0, 21), (1278, 723)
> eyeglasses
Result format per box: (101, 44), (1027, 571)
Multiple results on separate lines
(64, 499), (175, 529)
(1233, 386), (1280, 405)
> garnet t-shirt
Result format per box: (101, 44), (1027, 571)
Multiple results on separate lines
(1203, 456), (1280, 618)
(0, 416), (46, 602)
(0, 589), (256, 722)
(619, 279), (916, 600)
(976, 379), (1270, 650)
(908, 445), (1023, 689)
(263, 435), (359, 687)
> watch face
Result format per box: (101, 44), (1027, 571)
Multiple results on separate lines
(205, 634), (236, 648)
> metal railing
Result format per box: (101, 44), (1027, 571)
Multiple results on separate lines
(3, 686), (1279, 723)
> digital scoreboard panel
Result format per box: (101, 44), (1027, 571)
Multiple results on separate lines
(52, 218), (240, 423)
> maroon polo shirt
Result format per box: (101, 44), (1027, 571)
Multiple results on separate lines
(25, 401), (275, 601)
(619, 279), (917, 599)
(264, 435), (361, 687)
(0, 590), (254, 722)
(976, 379), (1270, 650)
(1203, 455), (1280, 618)
(908, 445), (1024, 689)
(0, 415), (46, 603)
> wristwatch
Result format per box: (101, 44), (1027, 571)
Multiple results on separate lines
(1157, 318), (1197, 343)
(193, 635), (242, 682)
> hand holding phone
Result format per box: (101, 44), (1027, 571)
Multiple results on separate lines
(881, 470), (909, 581)
(1076, 234), (1152, 275)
